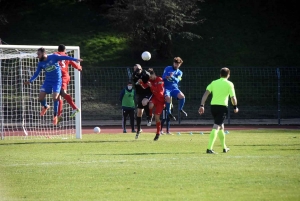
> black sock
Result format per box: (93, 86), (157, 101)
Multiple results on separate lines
(137, 117), (142, 132)
(144, 105), (150, 118)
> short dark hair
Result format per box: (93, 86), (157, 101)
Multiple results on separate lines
(148, 68), (155, 75)
(37, 47), (45, 54)
(220, 67), (230, 77)
(58, 44), (65, 52)
(128, 81), (132, 85)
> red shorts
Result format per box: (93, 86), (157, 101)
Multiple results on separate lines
(150, 97), (165, 115)
(61, 76), (70, 91)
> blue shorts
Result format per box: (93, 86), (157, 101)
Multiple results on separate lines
(164, 88), (181, 98)
(40, 80), (62, 94)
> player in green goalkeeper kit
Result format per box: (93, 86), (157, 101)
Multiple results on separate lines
(199, 67), (238, 154)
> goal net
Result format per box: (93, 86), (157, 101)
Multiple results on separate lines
(0, 45), (82, 140)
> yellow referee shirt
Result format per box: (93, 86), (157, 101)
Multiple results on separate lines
(206, 78), (236, 106)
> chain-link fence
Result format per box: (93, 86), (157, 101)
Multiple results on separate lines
(81, 67), (300, 124)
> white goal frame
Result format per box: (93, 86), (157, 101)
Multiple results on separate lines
(0, 45), (82, 139)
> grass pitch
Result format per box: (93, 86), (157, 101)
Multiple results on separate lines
(0, 129), (299, 201)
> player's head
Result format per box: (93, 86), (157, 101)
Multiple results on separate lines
(173, 57), (183, 69)
(58, 44), (66, 52)
(220, 67), (230, 78)
(134, 64), (142, 74)
(37, 47), (47, 61)
(148, 68), (156, 80)
(127, 81), (133, 90)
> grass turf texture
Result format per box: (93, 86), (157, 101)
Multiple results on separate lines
(0, 130), (299, 201)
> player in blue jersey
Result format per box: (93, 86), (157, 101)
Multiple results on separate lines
(162, 57), (187, 121)
(24, 47), (82, 125)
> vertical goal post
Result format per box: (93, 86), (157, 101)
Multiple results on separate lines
(0, 45), (82, 140)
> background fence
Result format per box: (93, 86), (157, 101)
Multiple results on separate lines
(81, 67), (300, 124)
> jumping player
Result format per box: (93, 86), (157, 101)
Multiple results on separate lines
(139, 68), (165, 141)
(24, 47), (82, 125)
(162, 57), (187, 121)
(132, 64), (152, 139)
(199, 67), (238, 154)
(54, 44), (82, 123)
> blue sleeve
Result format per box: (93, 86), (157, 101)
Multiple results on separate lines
(171, 71), (182, 83)
(53, 54), (77, 62)
(119, 89), (125, 102)
(29, 64), (42, 82)
(162, 67), (169, 80)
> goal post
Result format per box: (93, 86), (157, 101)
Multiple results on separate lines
(0, 45), (82, 140)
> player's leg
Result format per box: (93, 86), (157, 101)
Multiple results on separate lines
(122, 109), (129, 133)
(135, 97), (144, 139)
(52, 92), (60, 125)
(153, 101), (164, 141)
(142, 97), (153, 126)
(60, 78), (79, 117)
(165, 89), (176, 121)
(207, 106), (226, 154)
(160, 107), (166, 134)
(166, 115), (172, 135)
(129, 109), (135, 133)
(57, 95), (63, 123)
(52, 80), (62, 125)
(39, 83), (50, 116)
(173, 89), (187, 117)
(217, 107), (229, 153)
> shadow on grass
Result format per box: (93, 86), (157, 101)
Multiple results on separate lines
(86, 152), (197, 156)
(233, 144), (300, 147)
(0, 140), (135, 146)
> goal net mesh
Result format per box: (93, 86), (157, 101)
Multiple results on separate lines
(0, 47), (76, 140)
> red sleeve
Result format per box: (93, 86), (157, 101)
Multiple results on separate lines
(69, 61), (82, 70)
(150, 77), (164, 97)
(139, 81), (149, 89)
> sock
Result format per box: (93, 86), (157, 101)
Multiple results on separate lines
(179, 98), (185, 110)
(218, 130), (227, 149)
(149, 108), (153, 117)
(156, 121), (161, 134)
(137, 117), (142, 132)
(207, 129), (218, 150)
(40, 99), (47, 108)
(166, 102), (171, 114)
(144, 105), (150, 117)
(53, 100), (59, 117)
(57, 99), (63, 116)
(64, 94), (77, 110)
(166, 118), (170, 133)
(160, 119), (165, 131)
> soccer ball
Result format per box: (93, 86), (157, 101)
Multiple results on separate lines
(141, 51), (151, 61)
(94, 127), (101, 133)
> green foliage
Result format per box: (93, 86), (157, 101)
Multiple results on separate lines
(107, 0), (204, 58)
(0, 130), (299, 200)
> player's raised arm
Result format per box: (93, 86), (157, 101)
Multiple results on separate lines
(53, 54), (83, 63)
(70, 61), (82, 71)
(170, 71), (182, 83)
(24, 65), (42, 85)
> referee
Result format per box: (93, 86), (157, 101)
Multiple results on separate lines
(198, 67), (238, 154)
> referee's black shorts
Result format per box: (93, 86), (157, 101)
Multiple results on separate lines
(211, 105), (228, 125)
(136, 94), (153, 109)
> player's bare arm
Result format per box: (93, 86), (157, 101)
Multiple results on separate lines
(199, 90), (211, 115)
(231, 96), (239, 113)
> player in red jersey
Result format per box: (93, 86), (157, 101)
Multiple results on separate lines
(139, 68), (165, 141)
(54, 44), (82, 123)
